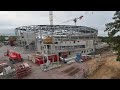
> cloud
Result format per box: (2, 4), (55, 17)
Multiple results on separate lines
(0, 11), (116, 36)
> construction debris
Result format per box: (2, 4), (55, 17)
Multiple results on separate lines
(1, 62), (31, 79)
(3, 65), (16, 78)
(0, 62), (8, 73)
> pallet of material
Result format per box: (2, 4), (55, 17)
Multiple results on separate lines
(1, 62), (31, 79)
(0, 62), (8, 73)
(16, 67), (31, 72)
(14, 63), (32, 79)
(16, 69), (31, 74)
(16, 68), (31, 74)
(15, 69), (31, 79)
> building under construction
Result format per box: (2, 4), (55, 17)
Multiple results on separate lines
(15, 25), (98, 58)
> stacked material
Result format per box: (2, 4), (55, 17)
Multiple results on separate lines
(3, 65), (16, 79)
(0, 62), (8, 73)
(14, 62), (31, 79)
(2, 62), (31, 79)
(28, 54), (41, 63)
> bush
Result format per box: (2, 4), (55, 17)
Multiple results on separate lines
(116, 56), (120, 61)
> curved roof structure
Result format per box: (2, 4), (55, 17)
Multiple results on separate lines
(15, 25), (98, 33)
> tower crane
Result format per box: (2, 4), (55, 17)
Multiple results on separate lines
(49, 11), (54, 34)
(61, 15), (84, 26)
(60, 11), (94, 26)
(49, 11), (53, 25)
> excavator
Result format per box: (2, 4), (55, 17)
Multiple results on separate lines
(4, 50), (23, 63)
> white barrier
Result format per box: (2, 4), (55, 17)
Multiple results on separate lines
(64, 57), (76, 62)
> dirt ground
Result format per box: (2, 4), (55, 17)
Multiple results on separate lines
(86, 55), (120, 79)
(0, 45), (120, 79)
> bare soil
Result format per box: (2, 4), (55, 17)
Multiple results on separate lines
(86, 55), (120, 79)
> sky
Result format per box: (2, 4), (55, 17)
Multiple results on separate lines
(0, 11), (116, 36)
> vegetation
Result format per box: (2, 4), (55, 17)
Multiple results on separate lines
(105, 11), (120, 61)
(98, 36), (109, 43)
(0, 35), (7, 42)
(0, 35), (16, 43)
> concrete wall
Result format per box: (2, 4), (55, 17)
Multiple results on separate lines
(36, 39), (94, 55)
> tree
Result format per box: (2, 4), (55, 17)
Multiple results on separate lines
(0, 35), (5, 42)
(105, 11), (120, 61)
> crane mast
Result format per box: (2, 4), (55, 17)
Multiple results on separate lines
(49, 11), (53, 25)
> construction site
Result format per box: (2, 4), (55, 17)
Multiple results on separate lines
(0, 11), (119, 79)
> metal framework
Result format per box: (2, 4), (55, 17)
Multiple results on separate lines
(15, 25), (98, 34)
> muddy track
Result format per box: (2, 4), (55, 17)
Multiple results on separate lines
(86, 64), (105, 78)
(86, 59), (107, 79)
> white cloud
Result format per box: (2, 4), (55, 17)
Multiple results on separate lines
(0, 11), (116, 36)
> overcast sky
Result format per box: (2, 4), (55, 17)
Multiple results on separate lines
(0, 11), (115, 36)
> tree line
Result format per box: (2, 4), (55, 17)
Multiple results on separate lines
(105, 11), (120, 61)
(0, 35), (16, 43)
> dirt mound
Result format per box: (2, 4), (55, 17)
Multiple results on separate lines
(86, 55), (120, 79)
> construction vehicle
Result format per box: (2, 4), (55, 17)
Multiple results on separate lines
(8, 36), (16, 46)
(4, 50), (23, 63)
